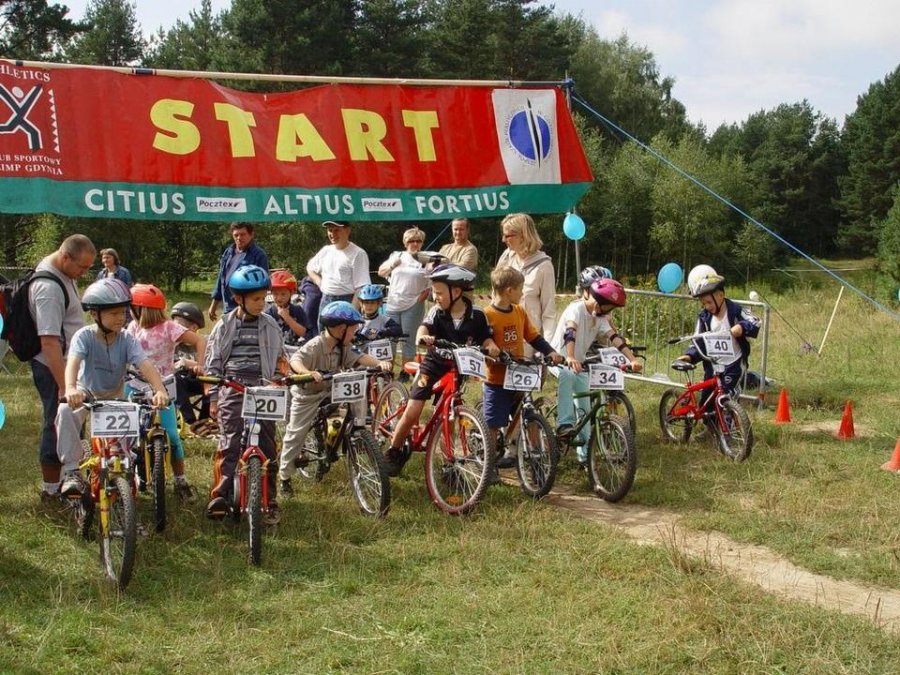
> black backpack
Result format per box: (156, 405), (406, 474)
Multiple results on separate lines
(0, 270), (71, 362)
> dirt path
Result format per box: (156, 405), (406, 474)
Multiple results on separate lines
(546, 491), (900, 635)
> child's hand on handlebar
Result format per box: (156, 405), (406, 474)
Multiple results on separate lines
(65, 387), (85, 409)
(152, 390), (170, 409)
(484, 344), (500, 358)
(629, 359), (643, 373)
(378, 360), (393, 373)
(548, 352), (565, 366)
(419, 335), (435, 347)
(566, 356), (582, 374)
(309, 371), (324, 383)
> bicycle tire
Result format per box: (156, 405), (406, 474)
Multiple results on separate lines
(516, 409), (558, 499)
(347, 428), (391, 517)
(150, 436), (167, 533)
(714, 399), (753, 462)
(100, 475), (137, 590)
(606, 391), (637, 436)
(589, 414), (637, 502)
(371, 381), (408, 441)
(659, 388), (693, 443)
(424, 404), (494, 516)
(247, 455), (263, 566)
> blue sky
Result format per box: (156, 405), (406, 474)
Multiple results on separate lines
(62, 0), (899, 131)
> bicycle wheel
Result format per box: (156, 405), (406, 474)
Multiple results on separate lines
(516, 410), (558, 499)
(246, 455), (263, 565)
(589, 414), (637, 502)
(714, 399), (753, 462)
(347, 428), (391, 517)
(425, 405), (494, 515)
(100, 475), (137, 590)
(371, 381), (408, 441)
(659, 389), (693, 443)
(606, 391), (637, 435)
(150, 436), (167, 532)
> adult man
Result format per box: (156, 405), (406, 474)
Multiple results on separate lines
(438, 217), (478, 271)
(208, 223), (269, 321)
(306, 221), (370, 326)
(29, 234), (96, 501)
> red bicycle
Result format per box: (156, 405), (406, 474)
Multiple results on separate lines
(372, 340), (495, 515)
(658, 332), (753, 461)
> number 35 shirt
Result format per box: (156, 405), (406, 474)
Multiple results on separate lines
(289, 334), (362, 397)
(483, 304), (542, 386)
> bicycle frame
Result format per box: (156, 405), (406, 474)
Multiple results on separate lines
(667, 369), (732, 431)
(80, 436), (135, 532)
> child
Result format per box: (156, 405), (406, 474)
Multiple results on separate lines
(204, 265), (287, 524)
(127, 285), (206, 502)
(357, 284), (402, 340)
(549, 275), (641, 468)
(483, 266), (563, 470)
(265, 270), (310, 346)
(677, 270), (760, 398)
(56, 279), (169, 496)
(382, 264), (500, 477)
(171, 301), (212, 430)
(277, 301), (392, 496)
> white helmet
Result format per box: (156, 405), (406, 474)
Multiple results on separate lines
(428, 263), (475, 291)
(687, 265), (717, 296)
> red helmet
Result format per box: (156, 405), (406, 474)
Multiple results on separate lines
(270, 270), (298, 293)
(131, 283), (167, 310)
(589, 278), (626, 308)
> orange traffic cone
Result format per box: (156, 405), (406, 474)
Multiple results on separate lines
(774, 388), (791, 424)
(836, 400), (855, 440)
(881, 438), (900, 473)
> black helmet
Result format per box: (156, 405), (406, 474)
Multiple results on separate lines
(171, 301), (205, 329)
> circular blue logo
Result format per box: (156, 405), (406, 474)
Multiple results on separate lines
(508, 109), (551, 162)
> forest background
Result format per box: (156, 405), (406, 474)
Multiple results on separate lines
(1, 0), (898, 302)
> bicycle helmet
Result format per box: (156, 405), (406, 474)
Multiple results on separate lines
(589, 278), (627, 308)
(171, 301), (205, 329)
(690, 273), (725, 297)
(319, 301), (364, 327)
(270, 270), (298, 293)
(578, 265), (614, 289)
(227, 265), (270, 293)
(131, 283), (167, 310)
(357, 284), (385, 301)
(81, 278), (132, 311)
(687, 264), (717, 293)
(428, 263), (475, 291)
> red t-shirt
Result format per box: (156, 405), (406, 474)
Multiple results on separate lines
(483, 303), (541, 385)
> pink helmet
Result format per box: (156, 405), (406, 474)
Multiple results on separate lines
(589, 278), (626, 308)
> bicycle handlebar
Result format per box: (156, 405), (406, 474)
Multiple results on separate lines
(278, 366), (385, 386)
(667, 331), (731, 346)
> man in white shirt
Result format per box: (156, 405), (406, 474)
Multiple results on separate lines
(306, 221), (371, 328)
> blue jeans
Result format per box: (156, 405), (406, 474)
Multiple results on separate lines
(318, 293), (354, 331)
(549, 366), (591, 461)
(386, 302), (425, 362)
(31, 359), (61, 467)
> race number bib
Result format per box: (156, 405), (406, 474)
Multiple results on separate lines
(588, 364), (624, 391)
(127, 373), (177, 400)
(367, 339), (393, 361)
(91, 402), (141, 439)
(241, 386), (288, 421)
(598, 347), (628, 368)
(503, 363), (541, 391)
(454, 348), (486, 379)
(704, 334), (736, 359)
(331, 371), (367, 403)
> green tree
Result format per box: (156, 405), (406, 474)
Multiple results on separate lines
(876, 185), (900, 285)
(147, 0), (228, 72)
(350, 0), (429, 77)
(66, 0), (145, 66)
(0, 0), (84, 60)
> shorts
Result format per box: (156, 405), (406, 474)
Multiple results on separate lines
(409, 359), (452, 401)
(483, 383), (516, 429)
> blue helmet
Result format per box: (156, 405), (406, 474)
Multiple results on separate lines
(228, 265), (270, 293)
(319, 301), (364, 327)
(357, 284), (384, 301)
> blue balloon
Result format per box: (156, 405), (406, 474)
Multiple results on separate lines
(657, 262), (684, 293)
(563, 212), (586, 241)
(0, 312), (3, 335)
(0, 400), (5, 430)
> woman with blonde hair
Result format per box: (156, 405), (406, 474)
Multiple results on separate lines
(377, 227), (431, 376)
(496, 213), (557, 345)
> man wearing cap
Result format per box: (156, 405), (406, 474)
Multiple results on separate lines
(208, 223), (269, 321)
(306, 221), (371, 328)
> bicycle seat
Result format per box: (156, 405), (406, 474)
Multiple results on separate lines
(670, 360), (696, 372)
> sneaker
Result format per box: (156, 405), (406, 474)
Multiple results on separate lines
(39, 489), (60, 506)
(174, 481), (197, 504)
(496, 454), (516, 469)
(484, 465), (501, 486)
(382, 448), (406, 478)
(206, 496), (230, 520)
(578, 460), (589, 473)
(60, 471), (86, 496)
(556, 424), (575, 441)
(280, 478), (294, 498)
(264, 501), (281, 526)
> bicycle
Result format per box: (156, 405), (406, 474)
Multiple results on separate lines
(353, 333), (410, 424)
(486, 352), (559, 499)
(196, 374), (283, 565)
(282, 366), (391, 517)
(62, 396), (140, 590)
(658, 332), (753, 461)
(537, 356), (637, 502)
(585, 342), (647, 435)
(372, 339), (495, 515)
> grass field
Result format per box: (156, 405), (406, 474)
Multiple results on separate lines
(1, 272), (899, 672)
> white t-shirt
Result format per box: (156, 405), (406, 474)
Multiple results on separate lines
(382, 251), (428, 312)
(28, 257), (85, 367)
(550, 300), (612, 362)
(308, 242), (370, 295)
